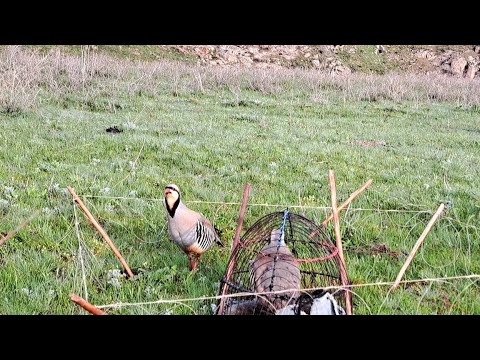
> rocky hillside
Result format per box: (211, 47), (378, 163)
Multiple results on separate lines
(170, 45), (480, 79)
(24, 45), (480, 79)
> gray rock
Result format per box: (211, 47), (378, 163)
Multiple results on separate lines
(450, 57), (467, 75)
(466, 63), (478, 80)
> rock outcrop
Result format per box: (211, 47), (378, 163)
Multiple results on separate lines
(170, 45), (480, 79)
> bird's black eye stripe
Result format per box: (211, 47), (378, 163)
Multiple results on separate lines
(165, 187), (177, 192)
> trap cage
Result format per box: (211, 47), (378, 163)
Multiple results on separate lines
(217, 209), (351, 315)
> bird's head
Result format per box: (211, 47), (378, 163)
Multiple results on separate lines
(165, 184), (181, 215)
(165, 183), (180, 199)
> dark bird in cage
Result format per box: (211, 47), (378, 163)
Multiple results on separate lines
(164, 184), (224, 271)
(250, 226), (301, 312)
(217, 210), (348, 315)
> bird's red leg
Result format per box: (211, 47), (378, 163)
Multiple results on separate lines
(187, 253), (196, 271)
(190, 254), (200, 272)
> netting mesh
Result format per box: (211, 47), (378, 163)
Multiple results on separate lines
(217, 210), (349, 315)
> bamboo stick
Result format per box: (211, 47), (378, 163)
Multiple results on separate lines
(391, 203), (445, 290)
(322, 179), (373, 227)
(329, 170), (353, 315)
(307, 179), (372, 241)
(70, 293), (108, 315)
(67, 186), (134, 278)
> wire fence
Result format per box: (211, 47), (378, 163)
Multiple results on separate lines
(81, 194), (434, 213)
(66, 193), (479, 315)
(94, 274), (480, 310)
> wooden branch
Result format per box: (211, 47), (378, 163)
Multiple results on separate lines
(391, 203), (445, 290)
(329, 170), (353, 315)
(70, 293), (108, 315)
(67, 186), (134, 278)
(0, 210), (40, 247)
(218, 183), (251, 315)
(307, 179), (372, 242)
(322, 179), (373, 227)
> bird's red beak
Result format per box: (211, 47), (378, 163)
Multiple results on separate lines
(165, 189), (172, 196)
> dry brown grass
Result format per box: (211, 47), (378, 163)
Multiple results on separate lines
(1, 45), (479, 115)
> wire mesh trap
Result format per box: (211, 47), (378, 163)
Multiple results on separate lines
(216, 209), (351, 315)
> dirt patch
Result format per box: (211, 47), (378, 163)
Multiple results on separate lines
(125, 268), (147, 278)
(437, 289), (453, 314)
(105, 126), (123, 134)
(403, 281), (429, 293)
(232, 114), (259, 123)
(352, 243), (403, 259)
(382, 107), (408, 115)
(0, 232), (23, 242)
(352, 140), (387, 148)
(223, 99), (263, 107)
(459, 127), (480, 134)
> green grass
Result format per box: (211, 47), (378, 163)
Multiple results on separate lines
(337, 45), (396, 75)
(21, 45), (197, 63)
(0, 49), (479, 315)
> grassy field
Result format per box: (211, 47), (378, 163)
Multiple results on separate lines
(0, 46), (479, 314)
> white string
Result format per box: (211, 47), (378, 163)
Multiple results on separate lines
(72, 201), (89, 302)
(109, 137), (146, 190)
(94, 274), (480, 310)
(80, 194), (432, 213)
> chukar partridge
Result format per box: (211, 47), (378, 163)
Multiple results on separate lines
(164, 184), (223, 271)
(251, 228), (301, 311)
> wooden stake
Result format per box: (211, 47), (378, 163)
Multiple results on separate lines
(329, 170), (353, 315)
(70, 293), (108, 315)
(391, 203), (445, 290)
(308, 179), (372, 241)
(67, 186), (134, 278)
(322, 179), (373, 227)
(218, 183), (251, 315)
(232, 183), (251, 251)
(0, 210), (40, 247)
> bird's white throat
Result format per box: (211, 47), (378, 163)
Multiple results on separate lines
(166, 195), (178, 210)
